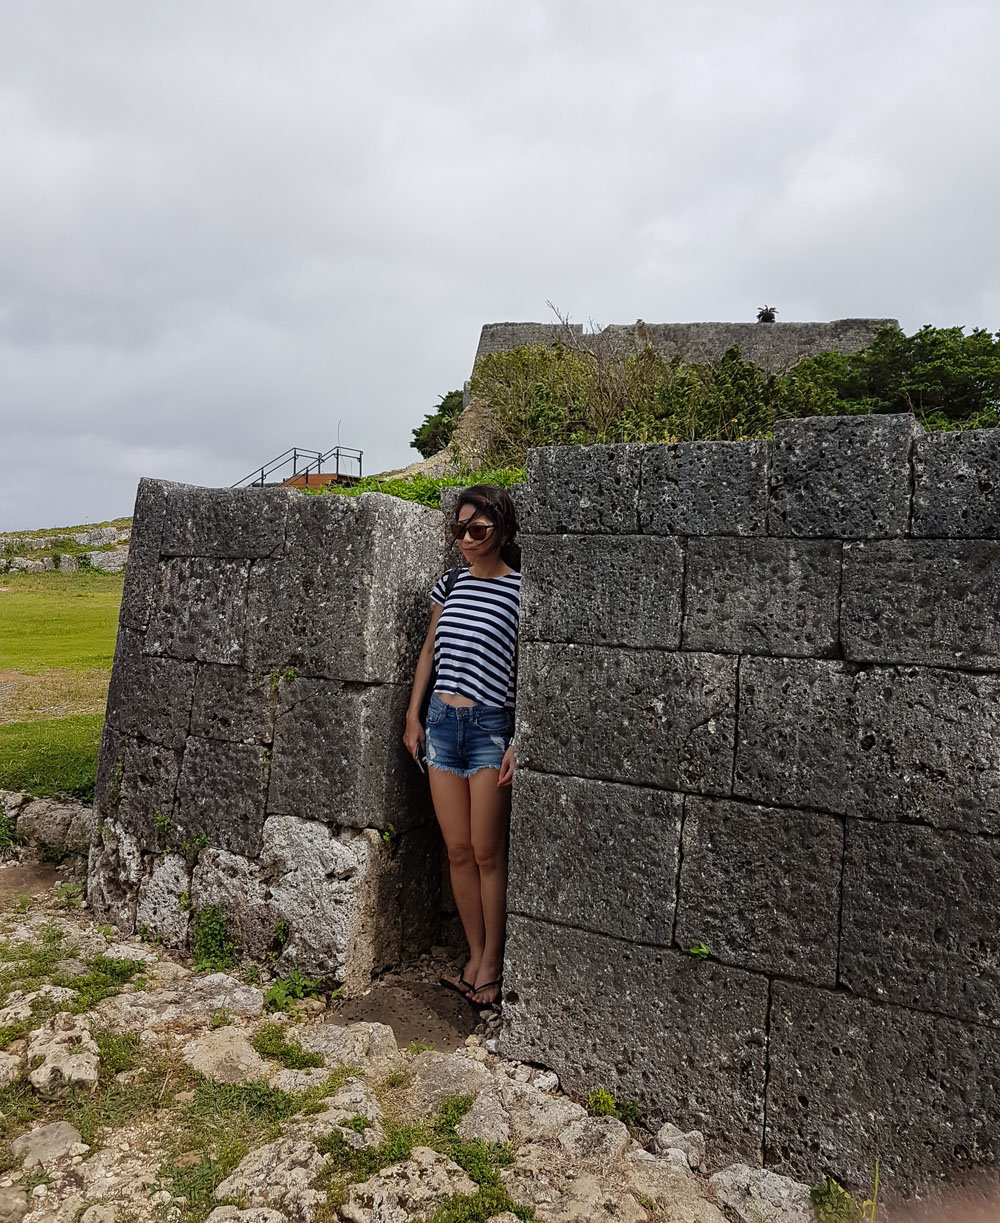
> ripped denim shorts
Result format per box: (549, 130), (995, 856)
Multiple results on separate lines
(424, 693), (514, 778)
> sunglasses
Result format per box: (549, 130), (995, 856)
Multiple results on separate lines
(450, 520), (495, 542)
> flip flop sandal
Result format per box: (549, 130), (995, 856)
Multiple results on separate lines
(439, 974), (475, 999)
(468, 977), (503, 1011)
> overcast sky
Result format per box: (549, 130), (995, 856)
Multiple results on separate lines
(2, 0), (998, 531)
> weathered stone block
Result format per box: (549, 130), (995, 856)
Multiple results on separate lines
(520, 445), (641, 534)
(146, 557), (250, 664)
(501, 916), (768, 1164)
(267, 678), (429, 832)
(767, 980), (1000, 1190)
(95, 733), (182, 836)
(842, 540), (1000, 668)
(734, 658), (1000, 834)
(517, 643), (737, 793)
(639, 440), (769, 536)
(508, 771), (682, 944)
(520, 535), (683, 648)
(191, 848), (276, 960)
(913, 428), (1000, 537)
(119, 478), (167, 631)
(104, 630), (195, 749)
(768, 414), (921, 538)
(161, 485), (291, 558)
(190, 665), (275, 745)
(135, 853), (191, 947)
(684, 539), (840, 657)
(245, 493), (449, 683)
(841, 821), (1000, 1025)
(175, 737), (270, 857)
(87, 820), (145, 930)
(675, 797), (841, 985)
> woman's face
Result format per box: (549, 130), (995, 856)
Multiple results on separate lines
(454, 502), (499, 564)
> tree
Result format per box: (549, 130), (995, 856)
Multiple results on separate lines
(757, 305), (778, 323)
(410, 390), (464, 458)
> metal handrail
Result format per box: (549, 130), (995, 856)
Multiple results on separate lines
(232, 445), (363, 488)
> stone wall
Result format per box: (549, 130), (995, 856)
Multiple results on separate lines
(500, 415), (1000, 1194)
(474, 318), (897, 375)
(88, 480), (450, 993)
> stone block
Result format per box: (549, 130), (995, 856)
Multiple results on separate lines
(501, 916), (768, 1164)
(768, 414), (921, 538)
(175, 737), (270, 857)
(766, 980), (1000, 1190)
(675, 797), (841, 985)
(684, 539), (840, 657)
(841, 821), (1000, 1025)
(104, 630), (196, 750)
(520, 445), (641, 534)
(734, 658), (1000, 834)
(262, 817), (436, 992)
(95, 734), (182, 837)
(135, 853), (191, 947)
(161, 485), (291, 558)
(841, 540), (1000, 668)
(912, 428), (1000, 537)
(267, 678), (429, 832)
(190, 665), (275, 745)
(517, 643), (737, 793)
(191, 849), (276, 960)
(245, 493), (449, 683)
(508, 771), (682, 944)
(119, 478), (167, 631)
(639, 440), (769, 536)
(520, 535), (683, 648)
(146, 557), (250, 664)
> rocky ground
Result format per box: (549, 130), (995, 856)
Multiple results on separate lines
(0, 816), (817, 1223)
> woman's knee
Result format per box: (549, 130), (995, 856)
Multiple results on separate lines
(472, 840), (505, 873)
(446, 839), (476, 870)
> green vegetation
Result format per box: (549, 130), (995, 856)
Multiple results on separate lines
(250, 1022), (324, 1069)
(411, 389), (465, 458)
(586, 1087), (640, 1125)
(811, 1166), (880, 1223)
(316, 1094), (530, 1222)
(191, 906), (236, 973)
(263, 969), (323, 1012)
(687, 941), (711, 961)
(0, 714), (105, 800)
(305, 467), (524, 509)
(0, 571), (123, 673)
(467, 324), (1000, 465)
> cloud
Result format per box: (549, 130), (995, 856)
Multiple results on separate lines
(1, 0), (998, 528)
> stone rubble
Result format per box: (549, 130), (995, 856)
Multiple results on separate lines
(0, 875), (822, 1223)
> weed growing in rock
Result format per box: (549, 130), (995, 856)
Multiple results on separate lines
(93, 1029), (142, 1075)
(190, 906), (236, 973)
(58, 958), (143, 1011)
(54, 881), (83, 909)
(316, 1094), (529, 1221)
(250, 1022), (323, 1069)
(153, 809), (171, 835)
(687, 941), (711, 960)
(811, 1165), (880, 1223)
(585, 1087), (641, 1126)
(210, 1008), (234, 1029)
(0, 811), (19, 853)
(263, 969), (321, 1012)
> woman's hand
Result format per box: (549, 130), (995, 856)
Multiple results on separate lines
(403, 714), (425, 761)
(497, 744), (515, 787)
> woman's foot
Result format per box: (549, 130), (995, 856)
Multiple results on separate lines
(469, 962), (503, 1008)
(440, 959), (479, 997)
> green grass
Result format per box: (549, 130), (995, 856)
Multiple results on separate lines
(0, 714), (104, 800)
(251, 1022), (324, 1070)
(0, 571), (123, 674)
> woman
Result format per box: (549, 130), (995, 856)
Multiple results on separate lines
(403, 485), (520, 1009)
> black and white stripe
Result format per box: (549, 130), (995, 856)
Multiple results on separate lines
(430, 569), (521, 708)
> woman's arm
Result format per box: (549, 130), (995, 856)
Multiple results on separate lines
(403, 603), (443, 759)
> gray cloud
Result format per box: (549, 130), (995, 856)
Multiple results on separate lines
(1, 0), (998, 528)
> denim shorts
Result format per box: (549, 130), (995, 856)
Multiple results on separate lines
(424, 694), (514, 778)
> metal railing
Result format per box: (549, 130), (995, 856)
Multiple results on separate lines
(232, 445), (363, 488)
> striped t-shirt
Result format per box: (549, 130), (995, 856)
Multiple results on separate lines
(430, 568), (521, 709)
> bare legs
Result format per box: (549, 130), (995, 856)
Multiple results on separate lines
(429, 766), (510, 1005)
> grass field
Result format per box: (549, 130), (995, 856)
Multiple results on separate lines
(0, 570), (123, 799)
